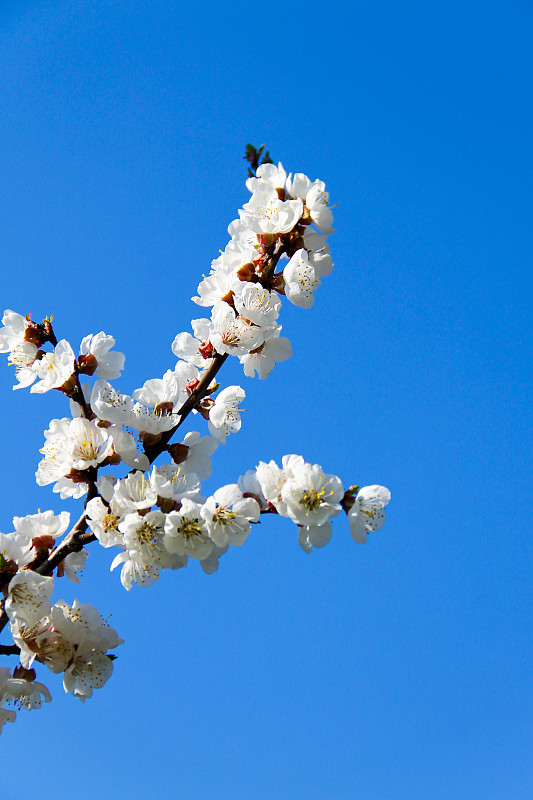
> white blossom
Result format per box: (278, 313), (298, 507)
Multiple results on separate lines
(113, 471), (157, 512)
(79, 332), (125, 380)
(233, 284), (281, 327)
(5, 571), (53, 626)
(149, 464), (201, 502)
(240, 185), (303, 235)
(133, 362), (198, 411)
(278, 461), (344, 528)
(86, 496), (124, 548)
(106, 425), (150, 471)
(303, 230), (334, 277)
(67, 417), (114, 470)
(201, 484), (260, 548)
(10, 342), (39, 390)
(239, 332), (292, 379)
(255, 455), (306, 517)
(36, 418), (74, 489)
(192, 257), (242, 308)
(285, 173), (335, 233)
(113, 510), (170, 589)
(246, 161), (287, 194)
(178, 431), (218, 480)
(62, 641), (114, 702)
(209, 302), (266, 357)
(297, 523), (333, 553)
(283, 249), (320, 309)
(129, 401), (180, 435)
(0, 668), (51, 711)
(237, 469), (265, 503)
(13, 510), (70, 541)
(0, 310), (30, 351)
(0, 702), (16, 732)
(36, 417), (112, 497)
(6, 510), (70, 568)
(164, 499), (212, 560)
(62, 549), (88, 583)
(208, 385), (245, 444)
(30, 339), (76, 394)
(199, 542), (228, 575)
(91, 380), (135, 425)
(348, 485), (391, 543)
(171, 331), (208, 367)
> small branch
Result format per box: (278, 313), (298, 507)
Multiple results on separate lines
(0, 511), (97, 637)
(0, 643), (20, 657)
(72, 373), (91, 419)
(35, 512), (94, 577)
(143, 352), (229, 465)
(0, 607), (8, 637)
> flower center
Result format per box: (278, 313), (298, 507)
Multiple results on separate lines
(178, 518), (203, 539)
(215, 507), (238, 524)
(137, 522), (159, 546)
(103, 512), (120, 532)
(300, 489), (324, 511)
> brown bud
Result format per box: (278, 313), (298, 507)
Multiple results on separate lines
(158, 497), (180, 514)
(220, 290), (235, 308)
(138, 431), (162, 449)
(0, 559), (18, 586)
(101, 452), (122, 467)
(65, 468), (91, 484)
(236, 263), (257, 282)
(23, 318), (47, 348)
(271, 273), (286, 294)
(185, 378), (200, 396)
(13, 665), (36, 681)
(341, 487), (359, 514)
(197, 397), (215, 420)
(58, 373), (78, 396)
(168, 442), (190, 464)
(77, 353), (98, 375)
(43, 317), (57, 345)
(259, 233), (277, 248)
(300, 206), (312, 225)
(30, 535), (56, 552)
(199, 340), (216, 360)
(154, 401), (174, 417)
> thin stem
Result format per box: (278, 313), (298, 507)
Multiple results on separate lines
(0, 643), (20, 657)
(35, 512), (94, 578)
(144, 352), (228, 465)
(72, 373), (91, 419)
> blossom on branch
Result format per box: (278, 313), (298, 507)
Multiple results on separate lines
(0, 148), (393, 735)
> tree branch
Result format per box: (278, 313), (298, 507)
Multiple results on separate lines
(143, 352), (228, 465)
(0, 643), (20, 657)
(35, 512), (94, 578)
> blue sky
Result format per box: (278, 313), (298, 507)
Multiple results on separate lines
(0, 1), (531, 797)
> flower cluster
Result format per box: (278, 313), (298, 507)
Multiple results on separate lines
(0, 147), (391, 733)
(174, 161), (334, 383)
(0, 315), (124, 394)
(81, 455), (391, 590)
(4, 571), (122, 705)
(0, 665), (51, 733)
(0, 510), (86, 581)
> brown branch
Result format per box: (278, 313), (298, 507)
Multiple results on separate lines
(0, 643), (20, 657)
(35, 512), (95, 578)
(143, 352), (229, 465)
(71, 373), (91, 419)
(0, 607), (8, 637)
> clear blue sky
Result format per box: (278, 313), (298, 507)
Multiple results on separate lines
(1, 1), (531, 797)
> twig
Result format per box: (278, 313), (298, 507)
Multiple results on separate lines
(35, 512), (94, 578)
(0, 643), (20, 657)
